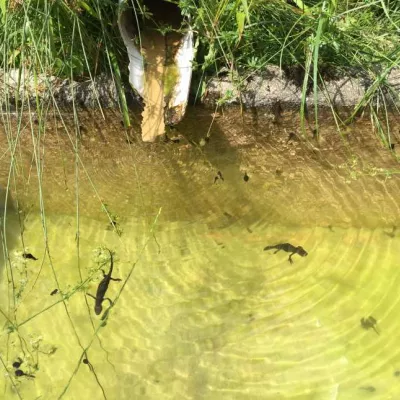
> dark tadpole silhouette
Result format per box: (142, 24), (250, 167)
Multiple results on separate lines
(15, 369), (35, 378)
(12, 358), (22, 369)
(82, 356), (95, 373)
(384, 226), (396, 238)
(286, 132), (298, 143)
(243, 172), (249, 182)
(359, 386), (376, 392)
(50, 289), (58, 296)
(214, 171), (224, 184)
(23, 252), (38, 261)
(275, 168), (283, 177)
(361, 316), (379, 335)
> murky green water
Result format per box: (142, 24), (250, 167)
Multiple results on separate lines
(1, 108), (400, 399)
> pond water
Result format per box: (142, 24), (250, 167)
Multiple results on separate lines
(1, 107), (400, 399)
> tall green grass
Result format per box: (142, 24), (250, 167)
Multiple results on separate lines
(186, 0), (400, 73)
(2, 1), (400, 137)
(0, 1), (126, 78)
(184, 0), (400, 146)
(0, 0), (132, 126)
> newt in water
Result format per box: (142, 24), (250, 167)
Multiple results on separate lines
(87, 249), (121, 315)
(263, 243), (308, 264)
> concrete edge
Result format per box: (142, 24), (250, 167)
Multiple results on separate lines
(1, 66), (400, 111)
(203, 66), (400, 109)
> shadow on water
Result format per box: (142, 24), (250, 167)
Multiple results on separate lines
(168, 106), (244, 218)
(158, 105), (266, 234)
(20, 105), (400, 229)
(81, 105), (248, 227)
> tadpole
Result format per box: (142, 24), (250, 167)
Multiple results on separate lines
(287, 132), (298, 143)
(23, 252), (38, 261)
(361, 316), (379, 335)
(15, 369), (35, 378)
(384, 226), (396, 238)
(214, 171), (224, 184)
(83, 356), (95, 374)
(359, 386), (376, 392)
(12, 358), (22, 369)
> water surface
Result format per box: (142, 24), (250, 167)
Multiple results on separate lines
(0, 108), (400, 399)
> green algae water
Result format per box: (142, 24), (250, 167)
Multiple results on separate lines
(1, 108), (400, 399)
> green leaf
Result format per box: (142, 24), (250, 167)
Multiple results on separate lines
(77, 1), (98, 19)
(240, 0), (250, 24)
(290, 0), (310, 13)
(236, 11), (245, 42)
(0, 0), (6, 24)
(8, 48), (20, 65)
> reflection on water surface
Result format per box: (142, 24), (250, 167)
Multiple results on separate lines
(0, 108), (400, 399)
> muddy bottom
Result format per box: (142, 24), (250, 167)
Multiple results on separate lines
(1, 107), (400, 399)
